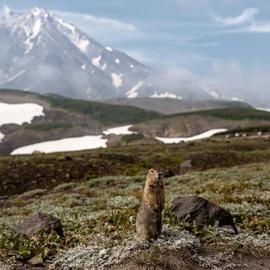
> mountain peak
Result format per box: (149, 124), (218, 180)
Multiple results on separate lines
(29, 7), (49, 18)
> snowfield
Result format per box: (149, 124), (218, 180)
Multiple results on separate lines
(103, 125), (136, 135)
(11, 135), (108, 155)
(0, 102), (44, 142)
(156, 129), (227, 144)
(9, 124), (226, 155)
(11, 125), (136, 155)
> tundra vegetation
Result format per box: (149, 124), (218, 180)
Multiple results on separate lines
(0, 138), (269, 269)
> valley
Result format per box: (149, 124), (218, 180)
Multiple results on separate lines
(2, 89), (270, 155)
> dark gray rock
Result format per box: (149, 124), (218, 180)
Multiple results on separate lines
(171, 196), (237, 233)
(13, 212), (64, 237)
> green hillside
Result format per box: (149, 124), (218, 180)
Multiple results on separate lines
(134, 107), (270, 137)
(105, 97), (252, 115)
(1, 89), (270, 155)
(0, 89), (161, 154)
(173, 107), (270, 121)
(0, 89), (161, 125)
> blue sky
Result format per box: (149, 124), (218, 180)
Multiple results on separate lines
(1, 0), (270, 96)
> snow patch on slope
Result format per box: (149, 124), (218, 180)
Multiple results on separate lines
(232, 97), (244, 102)
(257, 108), (270, 112)
(91, 56), (102, 68)
(111, 73), (123, 88)
(101, 63), (107, 71)
(156, 129), (227, 144)
(208, 91), (219, 98)
(75, 38), (90, 53)
(56, 18), (75, 32)
(32, 18), (42, 38)
(0, 102), (44, 142)
(151, 92), (182, 100)
(56, 17), (90, 53)
(24, 17), (42, 53)
(12, 135), (107, 155)
(103, 125), (136, 135)
(91, 56), (107, 70)
(126, 81), (143, 99)
(6, 70), (26, 83)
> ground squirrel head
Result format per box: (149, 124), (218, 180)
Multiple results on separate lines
(147, 168), (162, 184)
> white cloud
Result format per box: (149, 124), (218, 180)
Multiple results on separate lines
(214, 8), (258, 26)
(52, 10), (136, 31)
(226, 21), (270, 34)
(198, 60), (270, 105)
(213, 7), (270, 34)
(245, 22), (270, 33)
(1, 5), (12, 19)
(122, 49), (153, 64)
(52, 10), (143, 43)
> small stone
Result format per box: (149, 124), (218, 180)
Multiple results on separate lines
(28, 253), (44, 265)
(129, 216), (134, 223)
(13, 212), (64, 237)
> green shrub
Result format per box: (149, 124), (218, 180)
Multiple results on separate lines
(122, 133), (144, 144)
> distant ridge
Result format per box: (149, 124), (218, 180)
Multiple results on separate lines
(105, 97), (252, 115)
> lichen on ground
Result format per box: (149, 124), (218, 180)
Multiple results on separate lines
(0, 161), (269, 268)
(49, 225), (200, 270)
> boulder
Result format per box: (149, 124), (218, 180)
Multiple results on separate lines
(13, 212), (64, 237)
(171, 196), (237, 233)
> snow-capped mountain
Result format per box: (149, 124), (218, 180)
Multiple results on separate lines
(0, 7), (213, 100)
(0, 7), (154, 99)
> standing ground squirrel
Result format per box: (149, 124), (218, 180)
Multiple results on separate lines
(136, 168), (164, 241)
